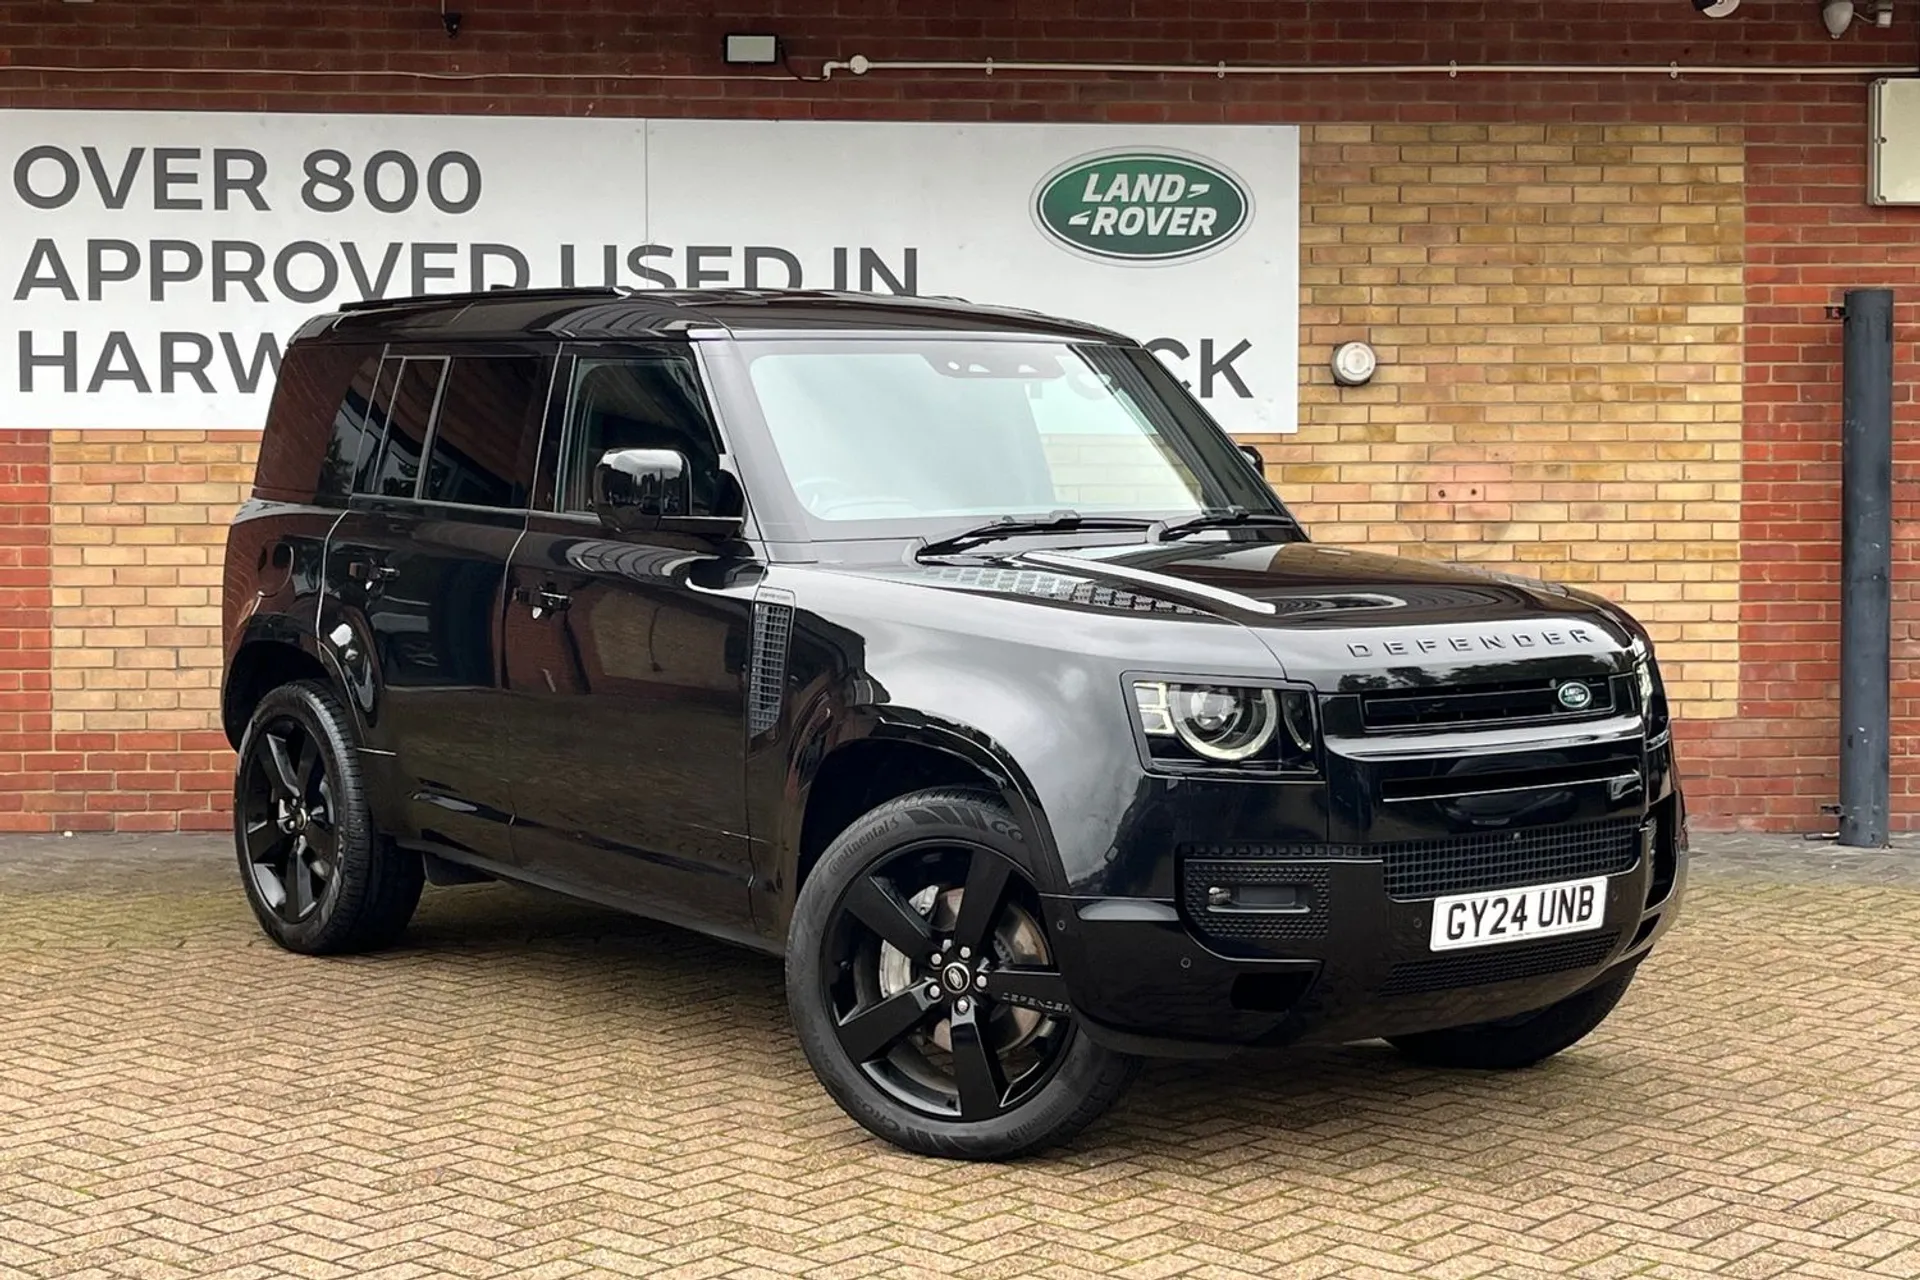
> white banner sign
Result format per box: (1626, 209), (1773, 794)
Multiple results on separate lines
(2, 112), (1299, 433)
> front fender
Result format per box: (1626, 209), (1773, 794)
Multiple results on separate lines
(841, 704), (1061, 887)
(746, 563), (1284, 939)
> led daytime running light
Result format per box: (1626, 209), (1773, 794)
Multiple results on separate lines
(1133, 680), (1303, 764)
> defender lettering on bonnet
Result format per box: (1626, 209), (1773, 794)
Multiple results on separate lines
(1033, 152), (1251, 263)
(1346, 625), (1597, 659)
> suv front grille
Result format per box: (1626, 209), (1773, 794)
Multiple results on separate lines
(1379, 931), (1621, 996)
(1376, 818), (1641, 898)
(1359, 675), (1614, 732)
(1180, 816), (1642, 900)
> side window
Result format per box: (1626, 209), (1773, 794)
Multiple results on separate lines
(255, 343), (379, 504)
(558, 353), (722, 515)
(368, 356), (448, 499)
(317, 354), (386, 501)
(421, 355), (548, 508)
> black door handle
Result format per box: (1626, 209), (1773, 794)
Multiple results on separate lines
(346, 559), (399, 583)
(514, 585), (571, 618)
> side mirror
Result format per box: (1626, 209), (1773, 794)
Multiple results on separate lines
(592, 447), (689, 532)
(1237, 443), (1266, 473)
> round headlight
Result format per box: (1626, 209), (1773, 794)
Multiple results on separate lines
(1172, 686), (1278, 762)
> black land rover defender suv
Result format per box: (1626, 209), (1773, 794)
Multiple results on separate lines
(223, 288), (1686, 1159)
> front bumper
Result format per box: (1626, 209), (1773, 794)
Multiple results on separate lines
(1045, 798), (1688, 1057)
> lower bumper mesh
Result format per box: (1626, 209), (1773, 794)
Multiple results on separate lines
(1378, 931), (1622, 997)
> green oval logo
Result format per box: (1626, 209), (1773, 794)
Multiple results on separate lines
(1033, 151), (1251, 264)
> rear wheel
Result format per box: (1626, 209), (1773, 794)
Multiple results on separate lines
(1388, 966), (1637, 1070)
(233, 680), (422, 955)
(786, 789), (1139, 1160)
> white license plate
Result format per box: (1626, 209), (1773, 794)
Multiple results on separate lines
(1429, 875), (1607, 952)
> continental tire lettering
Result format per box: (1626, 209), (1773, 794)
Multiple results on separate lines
(841, 813), (903, 860)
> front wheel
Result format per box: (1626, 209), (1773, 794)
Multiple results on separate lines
(786, 789), (1139, 1160)
(1388, 966), (1637, 1070)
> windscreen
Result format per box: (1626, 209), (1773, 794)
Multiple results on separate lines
(741, 339), (1245, 525)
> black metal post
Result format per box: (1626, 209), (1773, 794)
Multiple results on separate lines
(1839, 287), (1894, 848)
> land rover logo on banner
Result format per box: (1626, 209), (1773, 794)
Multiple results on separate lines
(1033, 150), (1252, 264)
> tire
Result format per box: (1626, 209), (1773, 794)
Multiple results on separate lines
(232, 679), (423, 955)
(786, 788), (1140, 1160)
(1387, 966), (1638, 1070)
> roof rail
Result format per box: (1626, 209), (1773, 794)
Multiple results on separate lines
(335, 286), (631, 313)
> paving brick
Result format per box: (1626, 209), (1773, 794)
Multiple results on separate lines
(0, 835), (1914, 1278)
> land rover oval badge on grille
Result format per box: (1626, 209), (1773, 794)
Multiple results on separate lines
(1556, 681), (1594, 711)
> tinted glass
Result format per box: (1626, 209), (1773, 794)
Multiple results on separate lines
(422, 356), (547, 508)
(253, 343), (375, 503)
(559, 354), (722, 514)
(369, 357), (447, 498)
(317, 354), (385, 501)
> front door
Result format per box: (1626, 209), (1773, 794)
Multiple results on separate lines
(502, 346), (757, 927)
(319, 347), (550, 863)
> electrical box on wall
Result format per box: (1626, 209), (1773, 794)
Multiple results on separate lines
(1869, 79), (1920, 206)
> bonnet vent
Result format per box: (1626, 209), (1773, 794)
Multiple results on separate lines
(914, 566), (1202, 616)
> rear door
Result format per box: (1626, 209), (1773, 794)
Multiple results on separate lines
(319, 346), (552, 862)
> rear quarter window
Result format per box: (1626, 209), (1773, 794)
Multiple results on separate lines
(251, 343), (383, 504)
(368, 357), (449, 499)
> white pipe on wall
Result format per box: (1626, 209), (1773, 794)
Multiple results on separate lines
(821, 55), (1913, 80)
(1, 58), (1910, 85)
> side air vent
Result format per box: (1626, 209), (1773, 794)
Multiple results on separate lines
(748, 588), (796, 737)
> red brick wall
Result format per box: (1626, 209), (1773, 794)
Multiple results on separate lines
(0, 432), (53, 830)
(1739, 117), (1920, 829)
(2, 0), (1917, 832)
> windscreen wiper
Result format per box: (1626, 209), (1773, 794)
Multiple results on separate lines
(914, 511), (1157, 560)
(1151, 507), (1302, 542)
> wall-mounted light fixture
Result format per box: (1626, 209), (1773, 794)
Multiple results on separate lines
(1331, 341), (1378, 387)
(724, 33), (783, 66)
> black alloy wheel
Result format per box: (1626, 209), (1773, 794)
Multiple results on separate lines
(238, 715), (338, 924)
(828, 840), (1073, 1122)
(787, 789), (1138, 1160)
(232, 680), (423, 955)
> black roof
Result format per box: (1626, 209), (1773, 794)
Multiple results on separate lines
(298, 288), (1133, 345)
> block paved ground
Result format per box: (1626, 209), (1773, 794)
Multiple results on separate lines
(1, 832), (1917, 1280)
